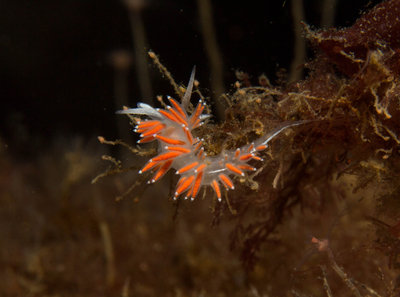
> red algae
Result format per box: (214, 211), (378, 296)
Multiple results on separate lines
(93, 0), (400, 295)
(307, 0), (400, 76)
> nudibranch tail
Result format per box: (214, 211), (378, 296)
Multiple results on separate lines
(118, 68), (306, 202)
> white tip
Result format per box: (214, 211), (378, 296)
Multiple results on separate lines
(218, 198), (222, 202)
(184, 196), (188, 200)
(118, 103), (162, 118)
(138, 170), (143, 174)
(191, 197), (194, 201)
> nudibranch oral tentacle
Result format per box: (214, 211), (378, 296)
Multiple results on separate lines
(117, 67), (305, 202)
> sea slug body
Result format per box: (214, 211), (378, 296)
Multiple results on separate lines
(118, 68), (304, 201)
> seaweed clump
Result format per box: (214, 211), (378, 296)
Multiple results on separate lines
(224, 0), (400, 266)
(95, 0), (400, 294)
(214, 0), (400, 293)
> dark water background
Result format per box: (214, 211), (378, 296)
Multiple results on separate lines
(0, 0), (380, 157)
(0, 1), (390, 296)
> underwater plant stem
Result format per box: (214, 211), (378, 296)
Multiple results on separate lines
(320, 266), (333, 297)
(148, 51), (182, 99)
(326, 246), (362, 297)
(289, 0), (306, 83)
(196, 0), (225, 120)
(99, 221), (116, 287)
(128, 8), (153, 103)
(321, 0), (337, 28)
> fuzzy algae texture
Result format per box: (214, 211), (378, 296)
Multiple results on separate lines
(97, 1), (400, 295)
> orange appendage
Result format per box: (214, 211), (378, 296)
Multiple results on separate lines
(195, 163), (207, 173)
(182, 126), (194, 144)
(155, 135), (186, 145)
(235, 148), (241, 158)
(152, 151), (184, 162)
(158, 109), (182, 125)
(168, 97), (187, 120)
(251, 155), (263, 161)
(237, 164), (256, 171)
(218, 174), (234, 190)
(191, 117), (202, 129)
(197, 148), (205, 159)
(211, 179), (222, 201)
(193, 141), (203, 152)
(137, 135), (156, 143)
(165, 146), (191, 154)
(176, 162), (199, 174)
(255, 144), (267, 151)
(191, 171), (204, 200)
(139, 160), (159, 174)
(175, 175), (195, 197)
(239, 153), (254, 161)
(175, 176), (187, 189)
(150, 160), (173, 183)
(185, 185), (194, 199)
(140, 124), (165, 137)
(189, 102), (205, 127)
(226, 163), (245, 176)
(167, 106), (188, 126)
(136, 120), (162, 130)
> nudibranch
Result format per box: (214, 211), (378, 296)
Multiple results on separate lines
(118, 68), (304, 201)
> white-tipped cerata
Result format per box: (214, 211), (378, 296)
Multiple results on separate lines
(117, 68), (309, 201)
